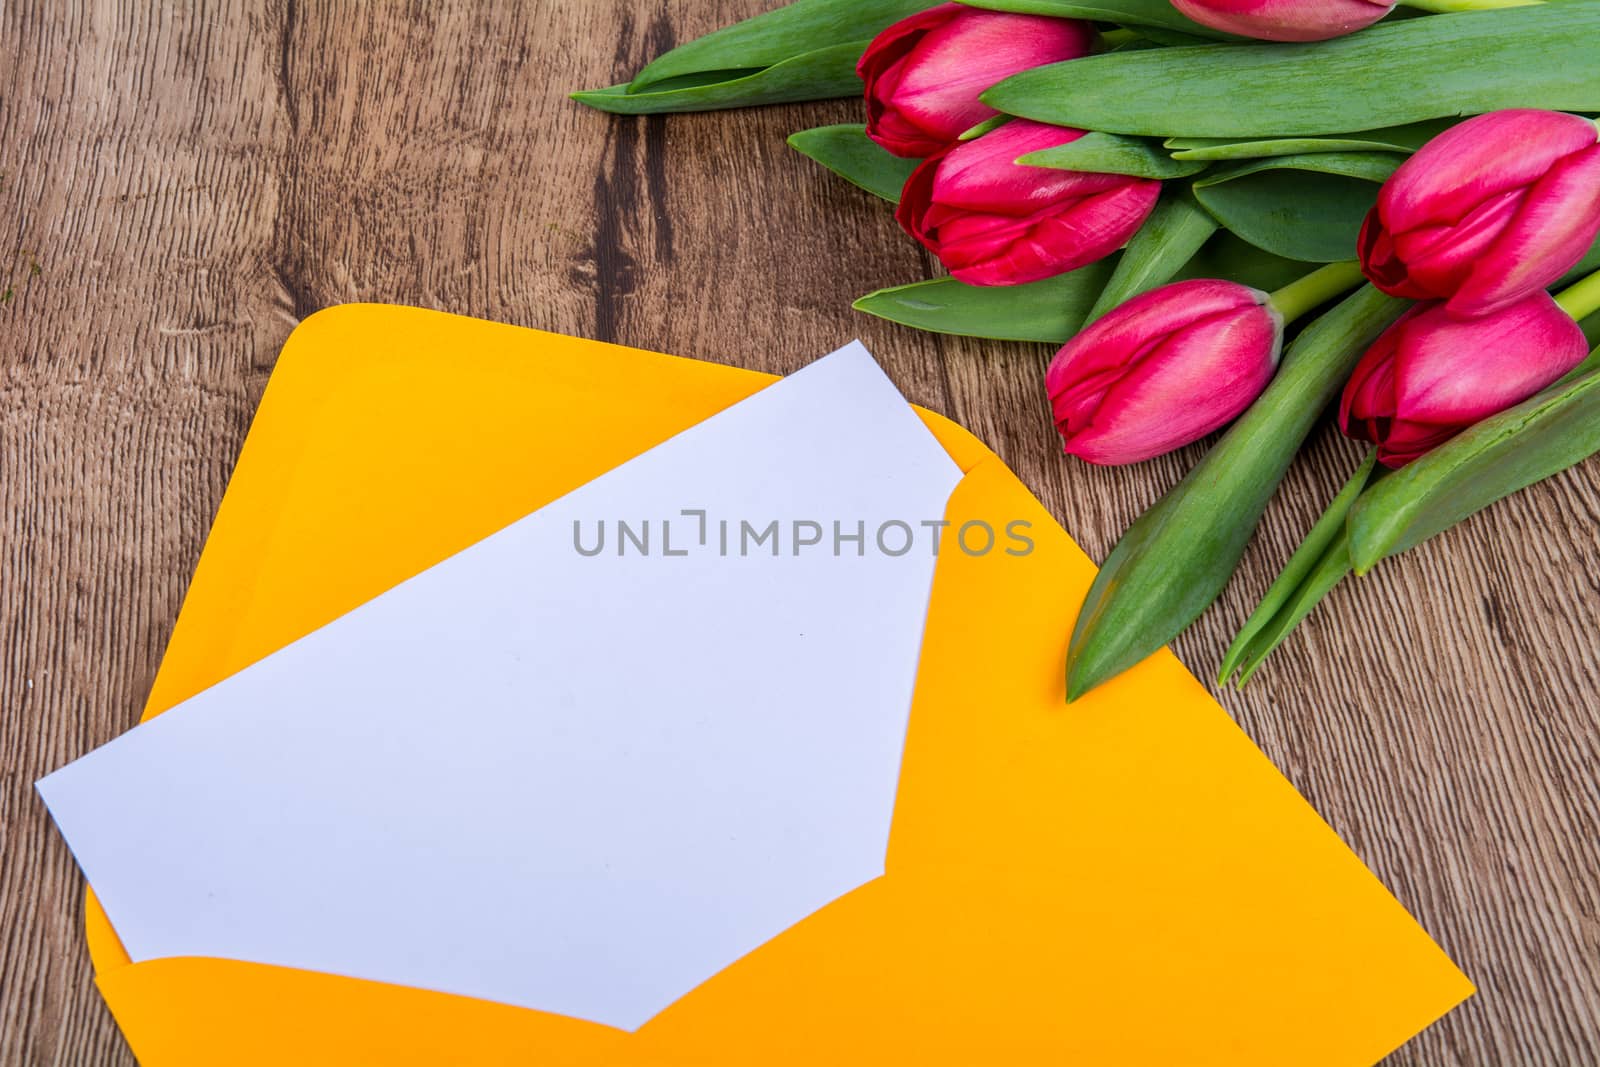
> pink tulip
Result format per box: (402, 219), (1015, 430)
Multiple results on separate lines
(1170, 0), (1391, 40)
(1340, 294), (1589, 468)
(1360, 110), (1600, 318)
(858, 4), (1094, 159)
(1046, 279), (1282, 464)
(897, 120), (1160, 287)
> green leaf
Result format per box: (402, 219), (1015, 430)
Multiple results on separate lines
(1346, 351), (1600, 572)
(984, 3), (1600, 137)
(1166, 119), (1455, 161)
(1018, 132), (1209, 179)
(1063, 285), (1407, 701)
(853, 260), (1117, 342)
(1217, 451), (1377, 686)
(960, 0), (1243, 38)
(1223, 534), (1355, 687)
(1199, 152), (1404, 184)
(1191, 153), (1400, 262)
(1086, 190), (1218, 322)
(787, 124), (919, 201)
(573, 41), (870, 114)
(626, 0), (940, 92)
(1177, 231), (1312, 290)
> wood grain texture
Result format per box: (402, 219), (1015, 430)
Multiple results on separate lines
(1, 2), (1595, 1064)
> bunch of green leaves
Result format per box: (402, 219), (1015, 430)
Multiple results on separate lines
(577, 0), (1600, 700)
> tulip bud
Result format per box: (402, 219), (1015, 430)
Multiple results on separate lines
(1046, 279), (1282, 465)
(897, 120), (1160, 287)
(858, 4), (1094, 159)
(1340, 293), (1590, 468)
(1170, 0), (1392, 41)
(1360, 110), (1600, 318)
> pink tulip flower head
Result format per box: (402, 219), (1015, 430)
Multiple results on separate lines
(1340, 293), (1590, 467)
(897, 120), (1160, 286)
(858, 4), (1094, 158)
(1046, 279), (1283, 465)
(1360, 110), (1600, 318)
(1171, 0), (1392, 40)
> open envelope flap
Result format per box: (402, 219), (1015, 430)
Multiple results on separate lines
(85, 306), (1470, 1066)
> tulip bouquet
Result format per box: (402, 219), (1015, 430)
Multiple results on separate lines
(575, 0), (1600, 699)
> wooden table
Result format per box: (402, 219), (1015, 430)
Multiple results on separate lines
(2, 3), (1596, 1063)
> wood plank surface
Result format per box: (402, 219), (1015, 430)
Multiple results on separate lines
(1, 2), (1596, 1063)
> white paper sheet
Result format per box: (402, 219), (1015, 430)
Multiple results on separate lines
(37, 342), (963, 1031)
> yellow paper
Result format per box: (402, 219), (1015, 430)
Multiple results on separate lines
(86, 305), (1471, 1065)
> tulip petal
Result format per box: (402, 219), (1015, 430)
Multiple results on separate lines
(1362, 112), (1600, 310)
(1379, 110), (1600, 230)
(1358, 209), (1435, 300)
(860, 5), (970, 156)
(860, 5), (1092, 157)
(1049, 280), (1280, 464)
(1050, 339), (1155, 431)
(940, 176), (1157, 285)
(1450, 143), (1600, 317)
(890, 14), (1092, 140)
(1048, 280), (1257, 423)
(1051, 279), (1266, 396)
(1065, 305), (1280, 463)
(856, 3), (961, 78)
(931, 122), (1094, 213)
(1339, 319), (1402, 433)
(894, 149), (945, 244)
(1387, 187), (1524, 299)
(929, 205), (1027, 247)
(867, 98), (945, 158)
(962, 182), (1157, 284)
(1393, 295), (1589, 426)
(1171, 0), (1390, 42)
(1341, 297), (1591, 466)
(1371, 417), (1460, 467)
(900, 120), (1158, 286)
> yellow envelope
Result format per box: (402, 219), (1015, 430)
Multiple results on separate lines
(84, 305), (1471, 1065)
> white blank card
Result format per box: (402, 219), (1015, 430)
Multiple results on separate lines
(37, 343), (963, 1031)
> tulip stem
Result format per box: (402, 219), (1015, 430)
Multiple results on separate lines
(1266, 261), (1367, 326)
(1555, 267), (1600, 323)
(1398, 0), (1542, 11)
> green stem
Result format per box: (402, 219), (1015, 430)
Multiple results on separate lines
(1099, 28), (1139, 49)
(1398, 0), (1541, 12)
(1555, 267), (1600, 322)
(1266, 261), (1366, 325)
